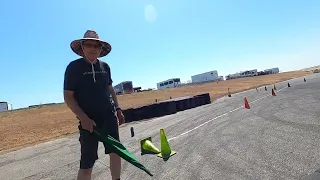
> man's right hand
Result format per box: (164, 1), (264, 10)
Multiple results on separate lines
(80, 116), (96, 133)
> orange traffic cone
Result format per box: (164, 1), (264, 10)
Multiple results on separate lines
(244, 97), (250, 109)
(272, 88), (276, 96)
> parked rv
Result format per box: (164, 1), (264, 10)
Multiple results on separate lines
(191, 70), (219, 83)
(157, 78), (181, 90)
(0, 102), (8, 112)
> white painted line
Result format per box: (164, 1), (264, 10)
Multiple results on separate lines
(168, 85), (288, 141)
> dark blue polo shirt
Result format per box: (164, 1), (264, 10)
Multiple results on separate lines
(63, 58), (114, 125)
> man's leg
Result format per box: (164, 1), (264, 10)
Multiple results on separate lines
(109, 153), (121, 180)
(77, 131), (99, 180)
(77, 168), (93, 180)
(104, 114), (122, 180)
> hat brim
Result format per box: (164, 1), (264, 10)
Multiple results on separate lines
(70, 38), (112, 57)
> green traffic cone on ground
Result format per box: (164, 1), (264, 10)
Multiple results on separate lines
(140, 137), (161, 155)
(157, 129), (176, 161)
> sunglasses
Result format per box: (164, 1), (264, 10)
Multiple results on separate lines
(81, 41), (102, 49)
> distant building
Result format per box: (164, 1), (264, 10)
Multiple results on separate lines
(133, 87), (142, 92)
(0, 102), (9, 112)
(191, 70), (219, 83)
(113, 81), (134, 95)
(225, 69), (258, 80)
(264, 67), (279, 74)
(157, 78), (181, 90)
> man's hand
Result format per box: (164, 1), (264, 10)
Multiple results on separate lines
(80, 116), (96, 133)
(116, 110), (125, 125)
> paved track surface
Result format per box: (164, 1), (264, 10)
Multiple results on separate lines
(1, 74), (320, 180)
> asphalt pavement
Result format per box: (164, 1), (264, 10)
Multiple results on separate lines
(1, 73), (320, 180)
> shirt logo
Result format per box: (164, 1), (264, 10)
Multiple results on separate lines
(83, 71), (108, 75)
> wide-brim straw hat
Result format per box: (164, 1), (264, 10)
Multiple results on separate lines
(70, 30), (112, 57)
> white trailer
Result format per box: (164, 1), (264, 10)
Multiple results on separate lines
(264, 67), (279, 74)
(239, 69), (258, 77)
(191, 70), (219, 83)
(0, 102), (8, 112)
(218, 76), (224, 81)
(225, 72), (241, 80)
(157, 78), (181, 90)
(225, 69), (258, 80)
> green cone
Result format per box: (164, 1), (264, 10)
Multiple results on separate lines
(78, 125), (153, 177)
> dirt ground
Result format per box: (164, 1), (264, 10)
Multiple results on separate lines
(0, 70), (311, 154)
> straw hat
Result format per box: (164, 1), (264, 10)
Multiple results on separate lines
(70, 30), (112, 57)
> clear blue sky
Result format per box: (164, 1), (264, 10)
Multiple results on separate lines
(1, 0), (320, 109)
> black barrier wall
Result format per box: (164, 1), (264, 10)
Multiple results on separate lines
(182, 98), (191, 110)
(122, 108), (134, 123)
(132, 106), (146, 121)
(175, 100), (184, 112)
(123, 93), (211, 123)
(164, 101), (177, 115)
(154, 102), (167, 118)
(189, 98), (196, 109)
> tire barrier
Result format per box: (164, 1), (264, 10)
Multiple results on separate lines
(194, 95), (202, 107)
(141, 104), (155, 119)
(182, 98), (191, 110)
(199, 96), (206, 106)
(123, 93), (211, 123)
(189, 97), (196, 109)
(175, 100), (185, 112)
(122, 108), (134, 123)
(133, 106), (147, 121)
(154, 102), (167, 117)
(164, 101), (177, 115)
(203, 93), (211, 104)
(195, 93), (210, 105)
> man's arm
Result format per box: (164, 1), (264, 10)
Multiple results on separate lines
(106, 64), (125, 125)
(63, 62), (88, 120)
(106, 63), (121, 110)
(109, 85), (120, 109)
(64, 91), (88, 119)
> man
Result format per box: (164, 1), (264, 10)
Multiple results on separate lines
(63, 30), (125, 180)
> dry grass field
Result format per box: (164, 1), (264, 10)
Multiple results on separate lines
(0, 70), (311, 154)
(301, 65), (320, 71)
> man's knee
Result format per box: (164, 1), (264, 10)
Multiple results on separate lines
(80, 157), (97, 170)
(109, 152), (120, 159)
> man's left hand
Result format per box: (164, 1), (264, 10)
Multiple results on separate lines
(116, 110), (125, 125)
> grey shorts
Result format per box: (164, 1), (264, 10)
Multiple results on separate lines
(78, 114), (120, 169)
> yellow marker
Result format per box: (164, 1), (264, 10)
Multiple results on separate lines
(157, 129), (176, 160)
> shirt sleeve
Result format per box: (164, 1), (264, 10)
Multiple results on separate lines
(64, 62), (78, 91)
(106, 63), (113, 85)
